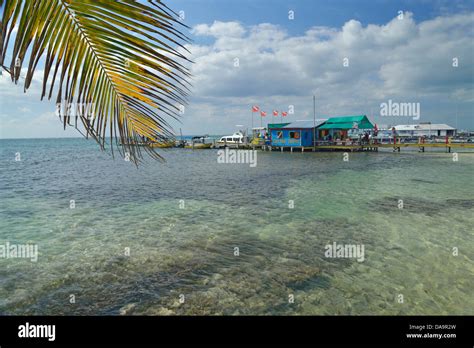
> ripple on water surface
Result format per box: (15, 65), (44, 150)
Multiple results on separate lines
(0, 139), (473, 315)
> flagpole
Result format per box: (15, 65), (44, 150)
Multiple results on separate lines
(313, 95), (316, 151)
(251, 108), (254, 130)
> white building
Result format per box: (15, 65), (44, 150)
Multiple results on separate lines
(393, 123), (456, 137)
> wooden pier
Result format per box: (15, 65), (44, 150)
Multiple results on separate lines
(258, 142), (474, 153)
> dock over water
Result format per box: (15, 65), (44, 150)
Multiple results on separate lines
(255, 142), (474, 153)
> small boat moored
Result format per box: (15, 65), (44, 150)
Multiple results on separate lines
(215, 131), (250, 148)
(149, 141), (175, 148)
(185, 135), (214, 149)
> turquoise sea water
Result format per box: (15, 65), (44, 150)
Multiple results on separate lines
(0, 138), (473, 315)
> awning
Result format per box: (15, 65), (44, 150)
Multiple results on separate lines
(268, 123), (290, 129)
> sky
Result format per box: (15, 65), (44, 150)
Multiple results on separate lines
(0, 0), (473, 138)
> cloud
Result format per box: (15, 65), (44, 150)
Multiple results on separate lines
(188, 12), (472, 98)
(193, 21), (246, 38)
(1, 12), (473, 138)
(18, 106), (31, 113)
(176, 12), (473, 132)
(0, 67), (79, 138)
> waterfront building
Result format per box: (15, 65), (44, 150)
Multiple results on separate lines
(269, 120), (326, 147)
(393, 123), (456, 137)
(317, 115), (374, 140)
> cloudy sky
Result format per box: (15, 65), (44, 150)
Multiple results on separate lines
(0, 0), (473, 138)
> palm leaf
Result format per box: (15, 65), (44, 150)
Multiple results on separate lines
(0, 0), (191, 163)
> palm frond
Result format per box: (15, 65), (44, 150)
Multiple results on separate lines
(1, 0), (191, 163)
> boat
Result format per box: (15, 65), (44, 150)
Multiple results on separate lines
(174, 139), (186, 148)
(149, 141), (175, 148)
(119, 140), (174, 148)
(184, 135), (214, 149)
(215, 131), (250, 148)
(175, 128), (186, 148)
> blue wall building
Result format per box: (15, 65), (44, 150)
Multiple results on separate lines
(269, 120), (326, 147)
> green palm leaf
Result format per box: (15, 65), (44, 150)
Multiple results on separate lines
(1, 0), (191, 163)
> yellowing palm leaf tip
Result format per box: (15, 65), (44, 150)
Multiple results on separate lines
(0, 0), (192, 164)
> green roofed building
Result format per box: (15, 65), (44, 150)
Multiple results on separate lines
(318, 115), (374, 130)
(317, 115), (374, 142)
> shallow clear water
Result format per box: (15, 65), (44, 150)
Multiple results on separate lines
(0, 138), (473, 315)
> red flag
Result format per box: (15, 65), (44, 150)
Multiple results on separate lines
(252, 105), (259, 112)
(273, 110), (278, 116)
(281, 111), (288, 117)
(260, 111), (267, 117)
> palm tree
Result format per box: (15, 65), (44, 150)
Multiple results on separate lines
(0, 0), (191, 163)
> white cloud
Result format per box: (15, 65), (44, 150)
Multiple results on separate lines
(1, 12), (473, 138)
(193, 21), (246, 38)
(18, 106), (31, 113)
(176, 12), (473, 133)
